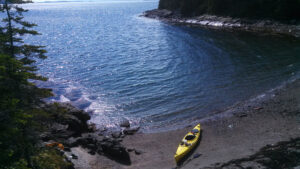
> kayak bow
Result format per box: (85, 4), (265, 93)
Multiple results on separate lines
(174, 124), (201, 163)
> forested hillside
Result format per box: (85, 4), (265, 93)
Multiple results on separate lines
(158, 0), (300, 21)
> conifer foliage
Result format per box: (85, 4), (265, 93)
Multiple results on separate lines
(0, 1), (72, 168)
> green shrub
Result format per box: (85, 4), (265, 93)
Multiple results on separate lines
(31, 149), (73, 169)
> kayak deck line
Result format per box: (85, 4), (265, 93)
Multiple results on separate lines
(174, 124), (201, 164)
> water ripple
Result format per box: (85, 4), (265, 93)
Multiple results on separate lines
(23, 1), (300, 132)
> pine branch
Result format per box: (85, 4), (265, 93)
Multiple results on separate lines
(15, 6), (28, 13)
(21, 45), (47, 59)
(12, 27), (39, 36)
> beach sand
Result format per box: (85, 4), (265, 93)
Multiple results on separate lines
(71, 79), (300, 169)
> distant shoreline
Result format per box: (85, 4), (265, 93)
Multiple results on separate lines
(142, 9), (300, 38)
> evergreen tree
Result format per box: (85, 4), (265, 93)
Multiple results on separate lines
(0, 1), (71, 168)
(1, 0), (46, 66)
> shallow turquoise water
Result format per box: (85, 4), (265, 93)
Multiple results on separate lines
(22, 1), (300, 132)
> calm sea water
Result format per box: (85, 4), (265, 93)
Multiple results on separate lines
(22, 1), (300, 132)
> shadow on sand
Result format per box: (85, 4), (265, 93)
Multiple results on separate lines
(103, 148), (132, 165)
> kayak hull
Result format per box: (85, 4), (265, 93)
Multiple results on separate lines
(174, 124), (201, 164)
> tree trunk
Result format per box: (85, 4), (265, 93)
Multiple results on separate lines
(4, 0), (14, 58)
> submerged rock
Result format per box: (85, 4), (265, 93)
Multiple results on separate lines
(73, 98), (92, 110)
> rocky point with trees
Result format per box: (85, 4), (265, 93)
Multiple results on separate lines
(0, 1), (135, 168)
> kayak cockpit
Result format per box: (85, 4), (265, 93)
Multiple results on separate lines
(175, 124), (201, 164)
(185, 134), (196, 140)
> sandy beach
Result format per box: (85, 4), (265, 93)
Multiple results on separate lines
(71, 79), (300, 169)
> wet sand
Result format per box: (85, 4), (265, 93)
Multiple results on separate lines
(72, 79), (300, 169)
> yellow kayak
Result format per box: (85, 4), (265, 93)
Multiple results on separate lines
(174, 124), (201, 163)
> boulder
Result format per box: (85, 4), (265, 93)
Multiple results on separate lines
(44, 103), (91, 136)
(40, 132), (52, 141)
(88, 150), (96, 155)
(51, 123), (68, 132)
(116, 138), (123, 143)
(64, 137), (81, 147)
(64, 147), (71, 152)
(65, 116), (88, 136)
(76, 133), (104, 147)
(100, 141), (114, 148)
(102, 136), (114, 142)
(144, 9), (173, 18)
(64, 134), (98, 148)
(135, 150), (142, 155)
(123, 126), (140, 135)
(96, 145), (103, 154)
(88, 123), (98, 132)
(62, 103), (90, 122)
(73, 98), (91, 110)
(86, 144), (97, 150)
(71, 154), (78, 159)
(52, 130), (75, 139)
(111, 131), (122, 138)
(120, 118), (130, 128)
(102, 144), (131, 165)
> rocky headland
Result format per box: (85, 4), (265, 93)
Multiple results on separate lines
(142, 9), (300, 38)
(38, 103), (141, 168)
(142, 0), (300, 37)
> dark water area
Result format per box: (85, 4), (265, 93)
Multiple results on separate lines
(22, 1), (300, 132)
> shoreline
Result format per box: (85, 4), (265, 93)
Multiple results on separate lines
(142, 9), (300, 38)
(142, 76), (299, 134)
(70, 78), (300, 169)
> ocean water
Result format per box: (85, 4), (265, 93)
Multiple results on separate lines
(22, 1), (300, 132)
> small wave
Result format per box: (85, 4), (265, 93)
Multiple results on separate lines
(58, 95), (70, 102)
(37, 77), (135, 130)
(28, 3), (300, 133)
